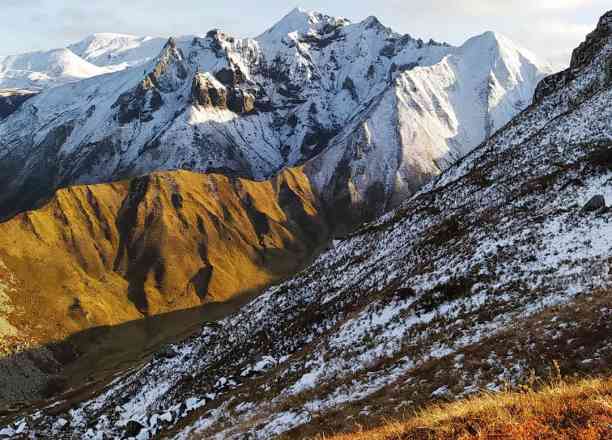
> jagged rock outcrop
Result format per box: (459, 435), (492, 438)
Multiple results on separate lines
(191, 72), (228, 108)
(534, 10), (612, 103)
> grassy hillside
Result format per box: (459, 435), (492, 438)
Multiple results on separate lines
(322, 376), (612, 440)
(0, 166), (329, 403)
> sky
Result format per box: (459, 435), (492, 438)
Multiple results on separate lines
(1, 0), (610, 69)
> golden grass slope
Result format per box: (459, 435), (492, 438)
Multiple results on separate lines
(0, 166), (328, 352)
(322, 377), (612, 440)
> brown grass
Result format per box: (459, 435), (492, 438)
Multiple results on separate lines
(0, 166), (327, 349)
(0, 166), (329, 403)
(321, 377), (612, 440)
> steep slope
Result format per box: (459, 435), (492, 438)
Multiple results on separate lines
(0, 49), (110, 90)
(306, 30), (548, 232)
(0, 89), (37, 120)
(0, 166), (328, 403)
(328, 377), (612, 440)
(2, 10), (608, 439)
(0, 9), (551, 226)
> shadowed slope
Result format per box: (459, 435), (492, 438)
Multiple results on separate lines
(0, 166), (328, 366)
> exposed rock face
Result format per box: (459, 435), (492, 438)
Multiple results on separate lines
(534, 11), (612, 103)
(214, 66), (245, 87)
(191, 73), (227, 108)
(227, 89), (255, 113)
(191, 71), (256, 113)
(0, 90), (37, 120)
(571, 11), (612, 70)
(112, 38), (189, 125)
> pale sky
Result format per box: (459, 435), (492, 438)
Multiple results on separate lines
(1, 0), (610, 69)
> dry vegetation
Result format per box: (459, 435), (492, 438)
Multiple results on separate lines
(0, 166), (326, 348)
(321, 376), (612, 440)
(0, 166), (329, 403)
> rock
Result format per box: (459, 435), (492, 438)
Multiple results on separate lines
(535, 11), (612, 103)
(394, 286), (416, 300)
(157, 345), (177, 359)
(0, 90), (37, 120)
(342, 76), (358, 101)
(191, 73), (227, 109)
(570, 11), (612, 71)
(214, 66), (245, 87)
(228, 89), (255, 114)
(124, 420), (143, 437)
(582, 194), (606, 212)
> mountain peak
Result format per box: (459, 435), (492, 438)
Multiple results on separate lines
(81, 32), (142, 42)
(463, 31), (513, 51)
(257, 7), (349, 41)
(459, 30), (546, 70)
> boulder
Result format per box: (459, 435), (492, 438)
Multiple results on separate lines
(124, 420), (143, 437)
(582, 194), (606, 212)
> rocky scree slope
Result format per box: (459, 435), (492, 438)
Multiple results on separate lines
(0, 9), (550, 229)
(2, 9), (610, 440)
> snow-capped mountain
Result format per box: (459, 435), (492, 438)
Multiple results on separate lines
(68, 33), (166, 71)
(3, 9), (610, 440)
(0, 8), (551, 225)
(0, 48), (110, 91)
(0, 33), (164, 92)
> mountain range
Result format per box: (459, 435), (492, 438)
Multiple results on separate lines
(0, 9), (550, 231)
(2, 7), (610, 440)
(0, 9), (554, 392)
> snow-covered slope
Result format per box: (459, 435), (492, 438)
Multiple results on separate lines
(0, 34), (164, 91)
(0, 9), (551, 225)
(306, 29), (549, 231)
(2, 9), (610, 440)
(0, 48), (110, 90)
(68, 33), (166, 71)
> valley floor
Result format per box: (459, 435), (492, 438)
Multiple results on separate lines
(321, 376), (612, 440)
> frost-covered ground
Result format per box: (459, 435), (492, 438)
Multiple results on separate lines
(1, 10), (611, 440)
